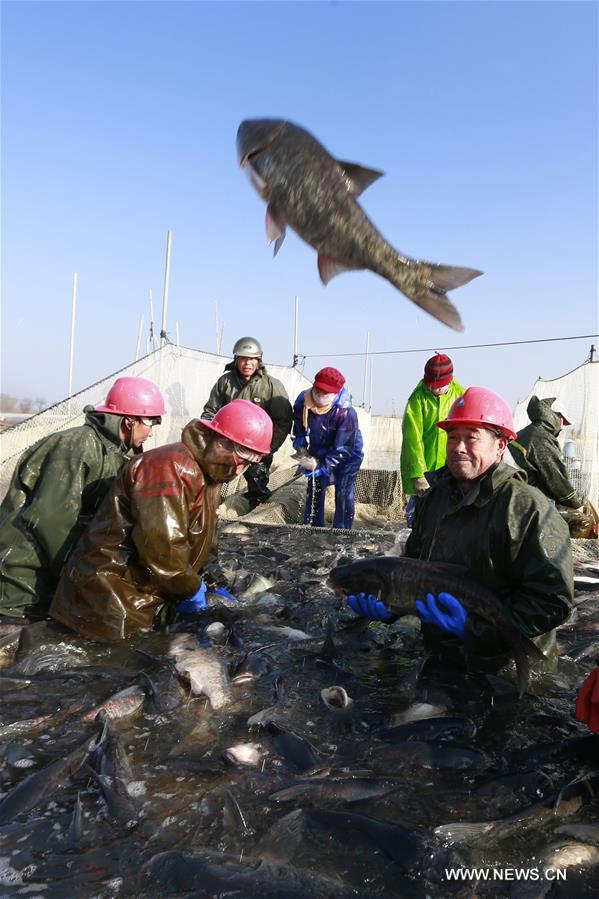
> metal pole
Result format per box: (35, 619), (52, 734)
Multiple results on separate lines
(67, 272), (78, 402)
(160, 230), (172, 347)
(590, 344), (596, 363)
(293, 295), (299, 366)
(147, 289), (156, 353)
(135, 313), (144, 361)
(362, 331), (370, 407)
(175, 321), (180, 347)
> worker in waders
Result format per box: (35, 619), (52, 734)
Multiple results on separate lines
(0, 377), (165, 620)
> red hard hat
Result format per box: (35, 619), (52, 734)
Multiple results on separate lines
(200, 399), (273, 454)
(95, 377), (166, 417)
(313, 367), (346, 393)
(437, 386), (517, 440)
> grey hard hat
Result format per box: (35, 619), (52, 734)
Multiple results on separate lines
(233, 336), (263, 358)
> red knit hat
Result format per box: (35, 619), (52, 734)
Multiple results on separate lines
(423, 353), (454, 388)
(313, 367), (346, 393)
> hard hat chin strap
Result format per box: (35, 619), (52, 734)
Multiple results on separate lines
(120, 416), (135, 448)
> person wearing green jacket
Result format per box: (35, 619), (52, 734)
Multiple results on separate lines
(0, 376), (165, 620)
(202, 336), (292, 510)
(400, 354), (464, 527)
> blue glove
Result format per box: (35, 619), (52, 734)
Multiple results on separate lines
(347, 592), (394, 622)
(415, 592), (467, 640)
(301, 467), (324, 478)
(178, 582), (207, 613)
(211, 586), (237, 602)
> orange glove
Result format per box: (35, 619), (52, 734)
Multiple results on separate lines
(575, 667), (599, 733)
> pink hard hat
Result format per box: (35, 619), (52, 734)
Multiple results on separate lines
(200, 399), (273, 455)
(95, 377), (166, 418)
(437, 386), (516, 441)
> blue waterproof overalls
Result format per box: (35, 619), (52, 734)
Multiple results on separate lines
(292, 388), (364, 529)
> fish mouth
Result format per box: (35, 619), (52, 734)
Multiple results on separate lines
(239, 122), (286, 166)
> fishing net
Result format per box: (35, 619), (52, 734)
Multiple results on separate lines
(0, 343), (408, 526)
(4, 345), (597, 531)
(513, 358), (599, 516)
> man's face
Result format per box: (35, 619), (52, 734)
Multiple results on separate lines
(202, 435), (251, 482)
(236, 356), (260, 381)
(131, 419), (154, 448)
(446, 425), (507, 488)
(121, 416), (156, 449)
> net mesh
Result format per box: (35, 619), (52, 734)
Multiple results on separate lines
(0, 344), (407, 526)
(513, 359), (599, 512)
(4, 346), (596, 529)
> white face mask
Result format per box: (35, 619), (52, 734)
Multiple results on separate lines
(313, 389), (336, 407)
(428, 383), (450, 396)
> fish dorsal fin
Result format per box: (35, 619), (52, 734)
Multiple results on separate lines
(337, 160), (384, 196)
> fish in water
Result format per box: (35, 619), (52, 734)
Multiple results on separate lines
(376, 716), (477, 744)
(329, 554), (547, 696)
(269, 775), (403, 805)
(505, 733), (599, 770)
(389, 701), (450, 726)
(222, 742), (263, 767)
(320, 685), (354, 711)
(86, 766), (139, 830)
(370, 740), (489, 774)
(168, 635), (232, 710)
(63, 791), (83, 849)
(142, 847), (353, 898)
(0, 730), (100, 825)
(434, 771), (599, 844)
(236, 572), (277, 600)
(79, 684), (146, 723)
(555, 823), (599, 847)
(237, 118), (482, 331)
(259, 806), (428, 871)
(273, 728), (319, 773)
(93, 712), (134, 782)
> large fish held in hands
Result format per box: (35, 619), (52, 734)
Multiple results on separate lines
(329, 555), (546, 696)
(236, 118), (482, 331)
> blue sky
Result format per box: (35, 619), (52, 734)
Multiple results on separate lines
(2, 0), (597, 415)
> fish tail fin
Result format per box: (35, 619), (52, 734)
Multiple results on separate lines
(434, 820), (494, 843)
(389, 256), (483, 332)
(514, 635), (547, 698)
(427, 263), (483, 293)
(513, 642), (532, 699)
(320, 633), (337, 659)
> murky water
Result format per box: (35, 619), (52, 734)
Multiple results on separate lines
(0, 526), (598, 897)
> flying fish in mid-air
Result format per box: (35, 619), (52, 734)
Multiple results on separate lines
(237, 118), (483, 331)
